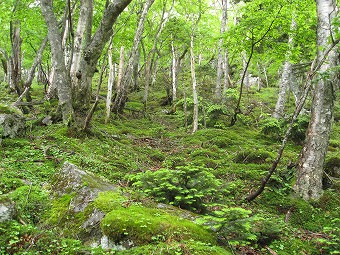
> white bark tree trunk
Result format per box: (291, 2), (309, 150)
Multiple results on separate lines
(190, 35), (199, 134)
(171, 39), (177, 103)
(106, 39), (115, 123)
(112, 0), (155, 113)
(70, 0), (93, 80)
(273, 17), (296, 119)
(117, 46), (125, 91)
(41, 0), (74, 124)
(216, 0), (228, 101)
(295, 0), (338, 200)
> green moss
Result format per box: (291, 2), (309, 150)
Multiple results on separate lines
(270, 236), (319, 255)
(47, 194), (74, 225)
(93, 191), (128, 213)
(101, 205), (216, 246)
(116, 241), (232, 255)
(0, 176), (24, 194)
(8, 185), (49, 224)
(234, 149), (272, 164)
(0, 104), (21, 114)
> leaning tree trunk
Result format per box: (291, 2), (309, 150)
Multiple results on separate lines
(273, 17), (296, 119)
(41, 0), (75, 124)
(112, 0), (155, 113)
(76, 0), (132, 112)
(294, 0), (338, 200)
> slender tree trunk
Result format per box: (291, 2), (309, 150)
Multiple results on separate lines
(294, 0), (338, 200)
(216, 0), (228, 101)
(143, 1), (169, 109)
(116, 46), (125, 92)
(190, 35), (199, 134)
(273, 17), (296, 119)
(41, 0), (74, 124)
(222, 49), (231, 96)
(171, 39), (177, 103)
(13, 37), (48, 106)
(112, 0), (155, 113)
(10, 20), (22, 95)
(242, 51), (250, 89)
(106, 39), (115, 123)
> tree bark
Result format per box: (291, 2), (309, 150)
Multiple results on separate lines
(190, 35), (199, 134)
(13, 37), (48, 107)
(76, 0), (132, 110)
(112, 0), (155, 113)
(9, 20), (22, 95)
(273, 17), (296, 119)
(41, 0), (75, 124)
(106, 39), (115, 123)
(70, 0), (93, 82)
(294, 0), (338, 200)
(216, 0), (229, 101)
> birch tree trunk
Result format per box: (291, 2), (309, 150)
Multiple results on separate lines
(112, 0), (155, 113)
(116, 46), (125, 92)
(294, 0), (338, 200)
(190, 35), (199, 134)
(76, 0), (132, 110)
(106, 39), (115, 123)
(216, 0), (228, 101)
(41, 0), (74, 124)
(171, 39), (177, 103)
(273, 17), (296, 119)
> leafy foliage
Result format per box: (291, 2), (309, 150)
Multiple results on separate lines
(131, 166), (222, 213)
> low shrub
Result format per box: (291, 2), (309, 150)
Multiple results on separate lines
(131, 166), (222, 213)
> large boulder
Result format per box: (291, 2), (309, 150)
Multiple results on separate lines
(0, 105), (25, 141)
(50, 162), (116, 246)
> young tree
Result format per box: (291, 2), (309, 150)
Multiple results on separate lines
(294, 0), (339, 200)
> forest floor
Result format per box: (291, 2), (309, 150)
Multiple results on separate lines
(0, 83), (339, 255)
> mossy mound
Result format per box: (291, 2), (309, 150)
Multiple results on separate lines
(101, 205), (217, 246)
(234, 149), (272, 164)
(116, 241), (231, 255)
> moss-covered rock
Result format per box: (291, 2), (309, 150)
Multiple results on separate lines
(100, 204), (217, 246)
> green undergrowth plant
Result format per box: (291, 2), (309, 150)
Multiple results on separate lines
(7, 185), (50, 224)
(234, 149), (272, 164)
(131, 165), (222, 213)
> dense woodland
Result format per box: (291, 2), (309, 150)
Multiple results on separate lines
(0, 0), (339, 254)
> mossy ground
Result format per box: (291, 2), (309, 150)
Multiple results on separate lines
(0, 82), (339, 254)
